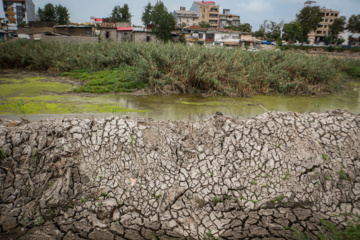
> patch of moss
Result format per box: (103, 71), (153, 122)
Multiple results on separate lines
(0, 77), (74, 97)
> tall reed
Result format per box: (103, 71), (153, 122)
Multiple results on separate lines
(0, 40), (348, 96)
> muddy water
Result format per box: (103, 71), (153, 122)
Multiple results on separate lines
(0, 72), (359, 121)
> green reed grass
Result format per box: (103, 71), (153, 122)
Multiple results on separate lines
(0, 39), (353, 96)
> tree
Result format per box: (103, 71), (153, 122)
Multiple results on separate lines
(296, 6), (322, 44)
(266, 21), (281, 40)
(111, 4), (131, 22)
(347, 14), (360, 33)
(282, 22), (303, 43)
(37, 3), (56, 22)
(223, 23), (252, 32)
(239, 23), (252, 32)
(329, 16), (346, 44)
(37, 3), (70, 24)
(142, 2), (153, 26)
(151, 1), (176, 42)
(199, 21), (211, 29)
(55, 4), (70, 25)
(255, 20), (267, 39)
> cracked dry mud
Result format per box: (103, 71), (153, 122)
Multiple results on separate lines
(0, 110), (359, 240)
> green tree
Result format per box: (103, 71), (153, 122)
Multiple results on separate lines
(329, 16), (346, 44)
(37, 3), (70, 24)
(296, 6), (322, 44)
(239, 23), (252, 32)
(37, 3), (56, 22)
(199, 21), (211, 29)
(55, 4), (70, 25)
(266, 21), (281, 40)
(111, 4), (131, 22)
(142, 2), (153, 26)
(347, 14), (360, 33)
(223, 23), (252, 32)
(151, 1), (175, 42)
(282, 22), (303, 43)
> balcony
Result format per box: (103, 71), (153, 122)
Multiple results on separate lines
(209, 14), (218, 19)
(210, 8), (219, 13)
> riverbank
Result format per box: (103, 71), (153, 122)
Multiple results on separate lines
(1, 40), (358, 96)
(0, 110), (359, 239)
(1, 70), (360, 121)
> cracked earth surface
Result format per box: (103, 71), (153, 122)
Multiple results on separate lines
(0, 110), (359, 240)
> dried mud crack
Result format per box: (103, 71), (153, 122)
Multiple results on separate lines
(0, 110), (359, 240)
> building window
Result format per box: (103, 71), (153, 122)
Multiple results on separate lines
(106, 31), (110, 38)
(331, 13), (334, 16)
(199, 33), (203, 38)
(323, 31), (327, 34)
(326, 13), (329, 16)
(335, 14), (338, 17)
(124, 32), (127, 35)
(202, 14), (205, 18)
(202, 8), (205, 12)
(330, 19), (333, 22)
(325, 19), (328, 22)
(317, 31), (322, 34)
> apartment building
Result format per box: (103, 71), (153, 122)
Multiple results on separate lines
(173, 7), (199, 27)
(2, 0), (35, 24)
(190, 1), (220, 28)
(308, 7), (339, 44)
(218, 9), (240, 28)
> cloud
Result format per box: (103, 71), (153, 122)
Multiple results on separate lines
(237, 0), (274, 13)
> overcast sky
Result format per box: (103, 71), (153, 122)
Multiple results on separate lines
(32, 0), (360, 30)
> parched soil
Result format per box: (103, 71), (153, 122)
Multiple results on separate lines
(0, 110), (359, 239)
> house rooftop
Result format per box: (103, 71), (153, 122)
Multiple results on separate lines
(195, 1), (216, 5)
(184, 25), (207, 31)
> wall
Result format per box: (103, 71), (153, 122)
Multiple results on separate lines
(25, 0), (35, 22)
(117, 31), (132, 42)
(100, 28), (117, 41)
(133, 31), (158, 43)
(54, 27), (94, 37)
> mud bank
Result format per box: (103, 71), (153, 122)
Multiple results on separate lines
(0, 110), (359, 240)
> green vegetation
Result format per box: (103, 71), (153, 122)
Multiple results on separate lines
(0, 40), (356, 96)
(293, 219), (360, 240)
(61, 66), (146, 93)
(338, 169), (351, 181)
(201, 230), (218, 240)
(250, 180), (258, 185)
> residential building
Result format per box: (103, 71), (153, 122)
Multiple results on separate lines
(182, 24), (207, 45)
(190, 1), (220, 28)
(2, 0), (35, 25)
(173, 7), (198, 27)
(0, 0), (5, 27)
(218, 9), (240, 28)
(308, 7), (339, 44)
(132, 27), (158, 43)
(100, 22), (133, 42)
(207, 28), (241, 47)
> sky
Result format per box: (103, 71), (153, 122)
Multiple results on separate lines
(32, 0), (360, 30)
